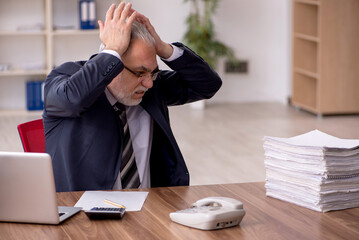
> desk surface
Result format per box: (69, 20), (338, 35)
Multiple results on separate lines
(1, 182), (358, 240)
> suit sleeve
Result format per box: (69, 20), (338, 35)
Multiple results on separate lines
(158, 42), (222, 106)
(44, 53), (123, 117)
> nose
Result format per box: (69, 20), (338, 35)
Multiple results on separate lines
(141, 76), (153, 89)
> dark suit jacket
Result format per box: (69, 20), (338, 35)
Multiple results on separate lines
(42, 42), (222, 192)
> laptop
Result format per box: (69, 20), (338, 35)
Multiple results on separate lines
(0, 151), (82, 224)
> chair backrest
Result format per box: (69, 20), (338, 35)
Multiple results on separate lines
(17, 119), (45, 153)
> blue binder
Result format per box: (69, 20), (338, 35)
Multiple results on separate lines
(26, 81), (44, 111)
(79, 0), (96, 30)
(26, 81), (35, 110)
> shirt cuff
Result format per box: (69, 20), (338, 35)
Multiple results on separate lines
(101, 49), (121, 60)
(162, 44), (184, 62)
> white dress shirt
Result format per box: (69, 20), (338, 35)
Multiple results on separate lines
(103, 44), (183, 189)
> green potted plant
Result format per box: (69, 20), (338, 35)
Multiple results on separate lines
(183, 0), (235, 70)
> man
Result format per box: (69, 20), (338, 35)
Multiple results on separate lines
(42, 3), (222, 192)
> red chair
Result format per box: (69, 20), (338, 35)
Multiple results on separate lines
(17, 119), (45, 153)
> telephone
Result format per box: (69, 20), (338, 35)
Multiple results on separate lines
(169, 197), (245, 230)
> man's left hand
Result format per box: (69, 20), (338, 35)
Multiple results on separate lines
(135, 13), (173, 59)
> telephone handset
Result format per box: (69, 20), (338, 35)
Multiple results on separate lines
(169, 197), (245, 230)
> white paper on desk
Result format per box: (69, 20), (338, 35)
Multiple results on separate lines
(74, 191), (149, 211)
(264, 130), (359, 155)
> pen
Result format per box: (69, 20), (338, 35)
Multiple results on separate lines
(104, 199), (126, 209)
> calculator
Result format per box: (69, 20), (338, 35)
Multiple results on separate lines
(84, 207), (126, 219)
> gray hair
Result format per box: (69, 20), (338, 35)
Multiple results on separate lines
(99, 21), (155, 53)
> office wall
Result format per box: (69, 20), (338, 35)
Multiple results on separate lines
(132, 0), (292, 104)
(0, 0), (292, 109)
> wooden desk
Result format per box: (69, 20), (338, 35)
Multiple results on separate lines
(1, 182), (358, 240)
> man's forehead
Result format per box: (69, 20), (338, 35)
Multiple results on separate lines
(123, 40), (158, 71)
(125, 38), (156, 57)
(132, 65), (158, 72)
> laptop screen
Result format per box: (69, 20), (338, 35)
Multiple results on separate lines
(0, 152), (75, 224)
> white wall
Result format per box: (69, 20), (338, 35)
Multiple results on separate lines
(215, 0), (292, 104)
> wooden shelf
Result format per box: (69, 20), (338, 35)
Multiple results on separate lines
(52, 29), (99, 36)
(293, 37), (318, 73)
(0, 70), (47, 77)
(0, 30), (46, 36)
(293, 1), (319, 38)
(291, 0), (359, 115)
(0, 0), (119, 109)
(0, 0), (116, 74)
(293, 68), (318, 79)
(292, 72), (317, 110)
(294, 0), (320, 6)
(293, 33), (319, 43)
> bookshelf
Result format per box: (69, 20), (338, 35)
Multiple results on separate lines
(291, 0), (359, 115)
(0, 0), (118, 109)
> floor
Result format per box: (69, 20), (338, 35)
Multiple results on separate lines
(1, 102), (359, 186)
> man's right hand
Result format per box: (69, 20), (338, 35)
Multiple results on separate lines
(98, 2), (137, 56)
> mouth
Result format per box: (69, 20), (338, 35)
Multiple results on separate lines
(135, 90), (145, 94)
(133, 89), (147, 98)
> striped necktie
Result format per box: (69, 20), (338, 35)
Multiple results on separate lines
(114, 102), (140, 189)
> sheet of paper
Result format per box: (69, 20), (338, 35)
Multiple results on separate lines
(74, 191), (149, 211)
(264, 129), (359, 150)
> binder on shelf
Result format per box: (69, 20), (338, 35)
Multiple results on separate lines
(88, 0), (96, 29)
(79, 0), (96, 30)
(26, 81), (44, 111)
(79, 0), (88, 29)
(26, 81), (34, 110)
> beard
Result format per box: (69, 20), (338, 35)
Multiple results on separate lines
(114, 86), (148, 106)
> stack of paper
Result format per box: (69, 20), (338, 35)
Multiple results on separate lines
(263, 130), (359, 212)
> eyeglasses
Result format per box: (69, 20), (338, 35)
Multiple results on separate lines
(123, 65), (161, 81)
